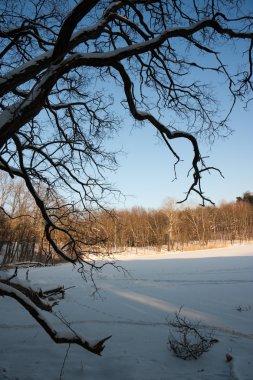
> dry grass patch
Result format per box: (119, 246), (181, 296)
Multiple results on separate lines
(178, 242), (230, 251)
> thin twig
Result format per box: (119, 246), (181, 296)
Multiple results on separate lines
(59, 344), (71, 380)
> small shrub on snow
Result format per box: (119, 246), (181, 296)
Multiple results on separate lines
(167, 307), (218, 360)
(235, 305), (251, 312)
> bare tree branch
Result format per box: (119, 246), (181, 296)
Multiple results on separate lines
(0, 281), (111, 355)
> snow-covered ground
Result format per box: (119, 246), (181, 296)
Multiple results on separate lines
(1, 244), (253, 380)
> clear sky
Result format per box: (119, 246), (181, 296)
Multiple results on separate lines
(105, 98), (253, 210)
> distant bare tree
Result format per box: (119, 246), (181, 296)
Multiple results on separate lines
(0, 0), (253, 354)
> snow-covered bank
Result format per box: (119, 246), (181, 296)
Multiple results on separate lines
(0, 244), (253, 379)
(114, 242), (253, 260)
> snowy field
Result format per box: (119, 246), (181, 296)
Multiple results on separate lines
(1, 244), (253, 380)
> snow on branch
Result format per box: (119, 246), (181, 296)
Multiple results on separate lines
(0, 276), (111, 355)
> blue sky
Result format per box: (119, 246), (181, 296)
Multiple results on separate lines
(106, 99), (252, 210)
(102, 13), (253, 210)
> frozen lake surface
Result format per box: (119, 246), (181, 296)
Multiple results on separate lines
(0, 244), (253, 379)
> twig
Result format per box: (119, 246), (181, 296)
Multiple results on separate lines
(59, 344), (71, 380)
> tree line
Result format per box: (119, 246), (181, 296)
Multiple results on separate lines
(98, 198), (253, 252)
(1, 172), (253, 264)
